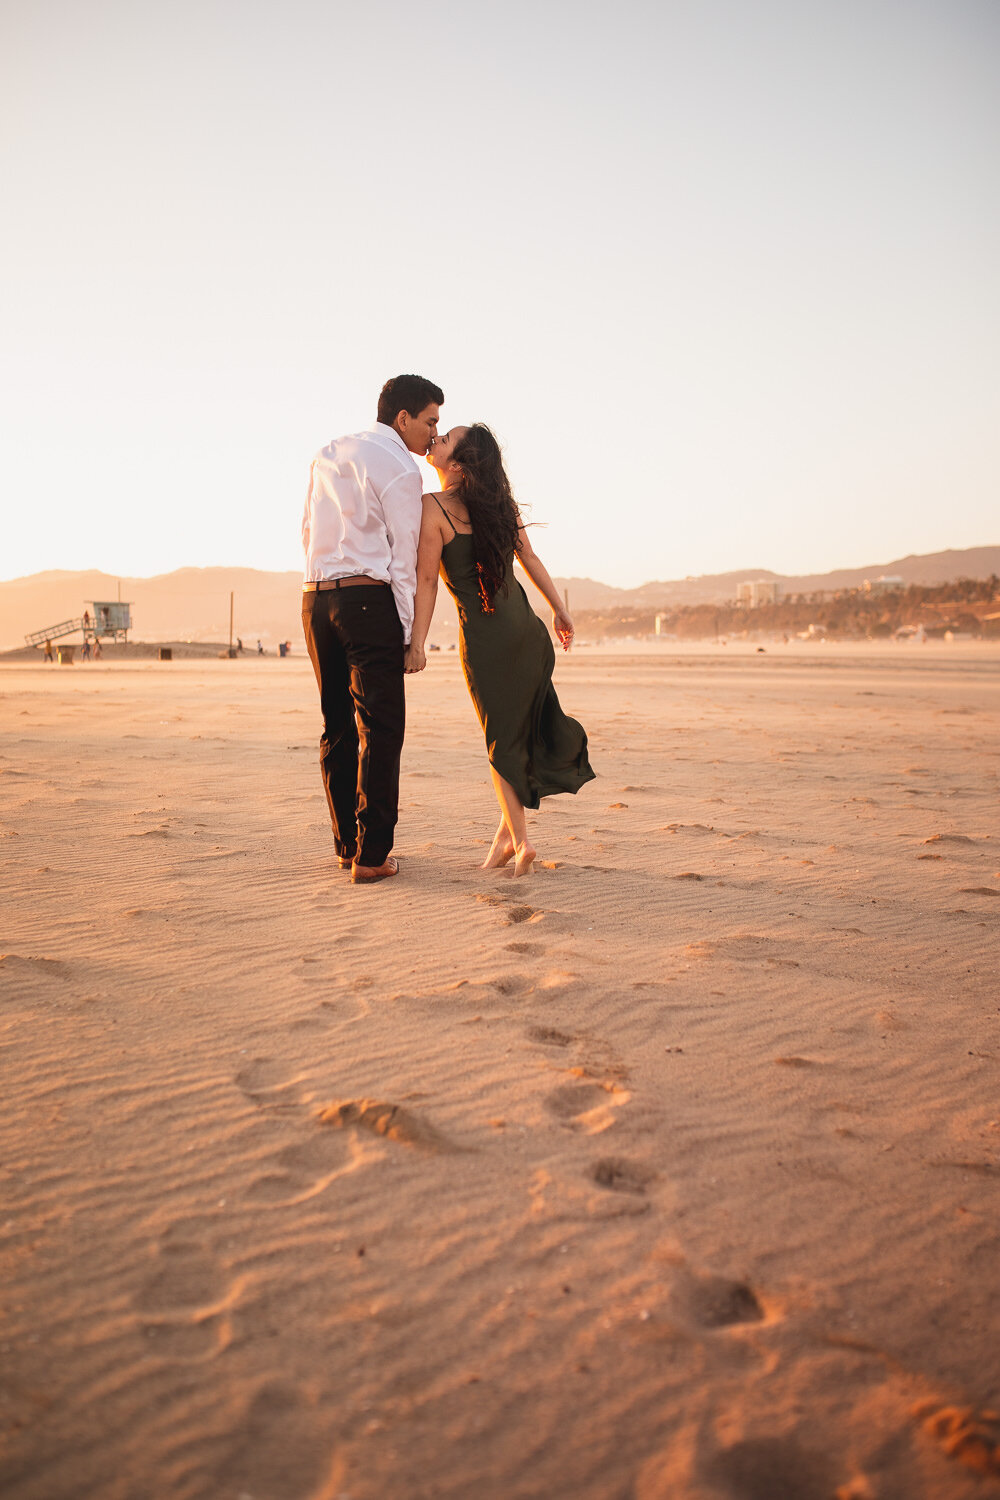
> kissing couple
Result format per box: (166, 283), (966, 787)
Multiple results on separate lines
(301, 374), (595, 885)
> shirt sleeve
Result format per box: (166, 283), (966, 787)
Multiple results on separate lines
(380, 468), (423, 643)
(301, 461), (315, 561)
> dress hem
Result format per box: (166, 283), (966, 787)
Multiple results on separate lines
(488, 756), (596, 812)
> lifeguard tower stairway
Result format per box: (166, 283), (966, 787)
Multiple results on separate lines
(25, 617), (86, 647)
(25, 600), (133, 647)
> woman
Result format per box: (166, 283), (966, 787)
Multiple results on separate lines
(405, 424), (594, 875)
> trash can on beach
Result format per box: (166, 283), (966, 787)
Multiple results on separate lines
(159, 648), (172, 661)
(58, 647), (75, 664)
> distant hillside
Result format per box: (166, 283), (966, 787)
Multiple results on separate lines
(559, 546), (1000, 610)
(2, 547), (998, 650)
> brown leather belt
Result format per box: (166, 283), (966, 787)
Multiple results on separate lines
(303, 577), (390, 592)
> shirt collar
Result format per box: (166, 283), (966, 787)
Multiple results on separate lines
(374, 421), (417, 463)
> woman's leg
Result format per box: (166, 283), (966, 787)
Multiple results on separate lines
(488, 766), (536, 875)
(481, 813), (514, 869)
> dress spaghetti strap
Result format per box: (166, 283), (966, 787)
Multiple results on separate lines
(432, 494), (459, 536)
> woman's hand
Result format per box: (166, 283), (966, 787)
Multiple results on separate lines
(552, 608), (575, 652)
(405, 643), (427, 674)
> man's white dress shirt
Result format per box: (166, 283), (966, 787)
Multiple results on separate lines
(302, 423), (424, 643)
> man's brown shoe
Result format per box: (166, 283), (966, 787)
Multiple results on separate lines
(351, 856), (399, 884)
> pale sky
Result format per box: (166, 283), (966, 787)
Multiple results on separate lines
(2, 0), (997, 586)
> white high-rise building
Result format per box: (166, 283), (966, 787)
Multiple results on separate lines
(737, 579), (781, 608)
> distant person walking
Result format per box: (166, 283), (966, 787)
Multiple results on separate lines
(81, 638), (91, 661)
(301, 373), (443, 884)
(93, 638), (103, 660)
(43, 639), (53, 663)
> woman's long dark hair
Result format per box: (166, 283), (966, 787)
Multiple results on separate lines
(451, 424), (521, 613)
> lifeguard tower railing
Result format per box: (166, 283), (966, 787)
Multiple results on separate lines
(25, 618), (86, 647)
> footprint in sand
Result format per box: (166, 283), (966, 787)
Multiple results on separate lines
(135, 1241), (228, 1314)
(545, 1078), (629, 1134)
(684, 940), (716, 959)
(506, 940), (544, 956)
(0, 952), (87, 1011)
(674, 1269), (766, 1329)
(526, 1024), (574, 1049)
(245, 1132), (356, 1206)
(708, 932), (802, 968)
(235, 1058), (310, 1108)
(0, 952), (71, 984)
(704, 1436), (831, 1500)
(504, 904), (535, 925)
(318, 1098), (461, 1153)
(490, 973), (531, 995)
(922, 833), (977, 846)
(475, 891), (537, 924)
(134, 1240), (236, 1362)
(208, 1381), (342, 1499)
(588, 1157), (656, 1195)
(912, 1400), (1000, 1479)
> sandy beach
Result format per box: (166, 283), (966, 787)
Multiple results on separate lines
(1, 643), (998, 1500)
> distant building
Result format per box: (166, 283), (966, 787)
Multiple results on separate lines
(863, 575), (905, 595)
(737, 579), (781, 608)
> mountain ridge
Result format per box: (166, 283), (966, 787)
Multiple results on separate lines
(2, 546), (998, 650)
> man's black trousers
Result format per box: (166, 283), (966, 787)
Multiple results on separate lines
(301, 585), (405, 868)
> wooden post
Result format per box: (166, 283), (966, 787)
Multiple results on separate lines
(229, 592), (234, 653)
(564, 588), (569, 613)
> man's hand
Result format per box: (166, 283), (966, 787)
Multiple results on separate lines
(404, 643), (427, 674)
(552, 608), (575, 652)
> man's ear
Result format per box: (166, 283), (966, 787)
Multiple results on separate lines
(394, 409), (410, 435)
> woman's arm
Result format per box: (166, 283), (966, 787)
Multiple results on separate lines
(515, 523), (575, 651)
(405, 499), (445, 673)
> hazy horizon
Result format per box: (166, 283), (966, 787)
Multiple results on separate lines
(4, 539), (999, 594)
(3, 0), (998, 587)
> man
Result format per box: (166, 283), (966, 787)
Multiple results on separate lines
(301, 374), (443, 884)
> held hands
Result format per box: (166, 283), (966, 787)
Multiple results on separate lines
(404, 643), (427, 674)
(552, 608), (575, 652)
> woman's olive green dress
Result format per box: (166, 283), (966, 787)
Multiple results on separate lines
(435, 503), (595, 810)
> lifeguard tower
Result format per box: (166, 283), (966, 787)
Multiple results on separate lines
(25, 599), (133, 650)
(86, 601), (132, 641)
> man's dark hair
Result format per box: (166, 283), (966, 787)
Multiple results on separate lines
(377, 374), (444, 426)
